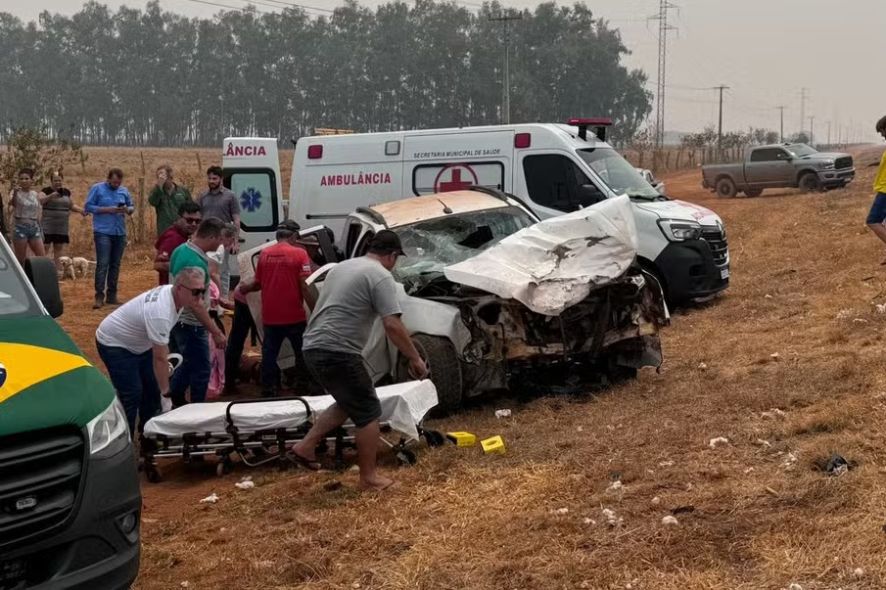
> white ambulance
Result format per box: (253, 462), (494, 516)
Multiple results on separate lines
(222, 119), (729, 303)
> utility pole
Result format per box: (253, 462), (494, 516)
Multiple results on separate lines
(799, 87), (809, 138)
(649, 0), (678, 160)
(489, 13), (523, 125)
(808, 116), (815, 147)
(776, 105), (786, 142)
(827, 120), (831, 147)
(713, 85), (729, 156)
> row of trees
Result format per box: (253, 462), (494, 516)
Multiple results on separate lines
(0, 0), (652, 147)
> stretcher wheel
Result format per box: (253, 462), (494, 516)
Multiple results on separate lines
(145, 465), (162, 483)
(422, 430), (446, 448)
(396, 449), (417, 466)
(216, 459), (233, 477)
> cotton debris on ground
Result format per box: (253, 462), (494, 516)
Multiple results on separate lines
(199, 493), (220, 504)
(606, 480), (623, 493)
(661, 515), (679, 526)
(708, 436), (729, 449)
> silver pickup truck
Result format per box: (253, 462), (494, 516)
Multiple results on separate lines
(701, 143), (855, 197)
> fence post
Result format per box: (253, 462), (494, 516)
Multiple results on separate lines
(196, 152), (203, 177)
(137, 151), (146, 244)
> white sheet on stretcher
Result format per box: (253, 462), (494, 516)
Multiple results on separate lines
(143, 380), (438, 442)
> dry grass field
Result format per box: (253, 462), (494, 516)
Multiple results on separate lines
(54, 145), (886, 589)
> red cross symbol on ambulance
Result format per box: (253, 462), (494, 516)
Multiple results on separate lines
(433, 164), (479, 193)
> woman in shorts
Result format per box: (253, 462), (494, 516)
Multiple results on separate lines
(7, 168), (46, 264)
(41, 172), (87, 271)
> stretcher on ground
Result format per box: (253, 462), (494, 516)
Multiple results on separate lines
(140, 380), (442, 482)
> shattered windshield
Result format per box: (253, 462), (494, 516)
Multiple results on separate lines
(577, 148), (663, 199)
(392, 206), (535, 292)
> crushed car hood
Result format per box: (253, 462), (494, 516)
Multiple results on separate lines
(444, 195), (638, 316)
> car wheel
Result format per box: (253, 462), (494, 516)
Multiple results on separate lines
(25, 256), (63, 317)
(715, 177), (737, 198)
(744, 189), (763, 198)
(396, 334), (463, 413)
(799, 173), (822, 193)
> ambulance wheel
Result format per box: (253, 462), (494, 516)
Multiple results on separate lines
(397, 334), (463, 414)
(396, 448), (417, 466)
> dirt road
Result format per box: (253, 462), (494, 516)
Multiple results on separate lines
(61, 148), (886, 589)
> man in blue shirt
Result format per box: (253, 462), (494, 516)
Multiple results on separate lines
(85, 168), (134, 309)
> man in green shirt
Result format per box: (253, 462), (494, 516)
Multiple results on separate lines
(148, 164), (192, 236)
(168, 217), (226, 406)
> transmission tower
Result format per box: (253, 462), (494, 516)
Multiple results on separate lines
(489, 13), (523, 125)
(650, 0), (678, 153)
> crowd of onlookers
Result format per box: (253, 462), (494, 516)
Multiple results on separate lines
(5, 162), (429, 490)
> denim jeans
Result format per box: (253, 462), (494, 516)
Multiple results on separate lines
(169, 322), (210, 406)
(94, 232), (126, 299)
(261, 322), (306, 396)
(96, 341), (160, 436)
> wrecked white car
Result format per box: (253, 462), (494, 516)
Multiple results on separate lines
(241, 188), (668, 411)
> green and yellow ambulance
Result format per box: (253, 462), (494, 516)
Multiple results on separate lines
(0, 241), (140, 589)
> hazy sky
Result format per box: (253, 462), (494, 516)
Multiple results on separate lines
(7, 0), (885, 142)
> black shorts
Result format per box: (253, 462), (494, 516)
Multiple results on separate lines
(43, 233), (70, 245)
(303, 349), (381, 428)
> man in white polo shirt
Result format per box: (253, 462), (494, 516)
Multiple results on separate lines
(96, 267), (207, 435)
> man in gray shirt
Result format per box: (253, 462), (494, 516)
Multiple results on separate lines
(197, 166), (240, 295)
(291, 230), (428, 491)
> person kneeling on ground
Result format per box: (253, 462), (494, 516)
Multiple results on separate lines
(237, 220), (316, 398)
(290, 230), (428, 491)
(95, 267), (207, 435)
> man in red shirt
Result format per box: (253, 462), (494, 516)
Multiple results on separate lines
(236, 220), (316, 397)
(154, 202), (202, 285)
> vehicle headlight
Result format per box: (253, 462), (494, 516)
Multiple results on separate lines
(87, 398), (129, 455)
(819, 160), (835, 170)
(657, 219), (702, 241)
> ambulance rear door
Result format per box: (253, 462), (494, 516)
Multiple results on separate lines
(292, 133), (405, 247)
(222, 137), (284, 252)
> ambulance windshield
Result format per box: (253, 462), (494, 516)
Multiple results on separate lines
(0, 247), (40, 317)
(392, 206), (534, 292)
(577, 148), (662, 200)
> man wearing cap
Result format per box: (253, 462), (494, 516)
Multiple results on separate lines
(290, 230), (428, 491)
(236, 220), (316, 397)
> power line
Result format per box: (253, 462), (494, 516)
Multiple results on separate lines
(230, 0), (334, 13)
(178, 0), (270, 13)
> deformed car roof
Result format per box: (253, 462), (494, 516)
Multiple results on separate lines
(369, 190), (512, 228)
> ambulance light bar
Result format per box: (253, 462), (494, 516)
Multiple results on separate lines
(567, 117), (613, 142)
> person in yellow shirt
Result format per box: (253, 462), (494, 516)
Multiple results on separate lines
(866, 115), (886, 246)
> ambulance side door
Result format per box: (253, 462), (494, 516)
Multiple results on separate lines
(223, 167), (282, 251)
(514, 151), (605, 220)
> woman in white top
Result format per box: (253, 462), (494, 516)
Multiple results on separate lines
(8, 168), (47, 264)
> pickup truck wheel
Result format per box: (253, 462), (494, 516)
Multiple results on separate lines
(715, 177), (737, 198)
(799, 173), (822, 193)
(744, 189), (763, 198)
(396, 334), (463, 414)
